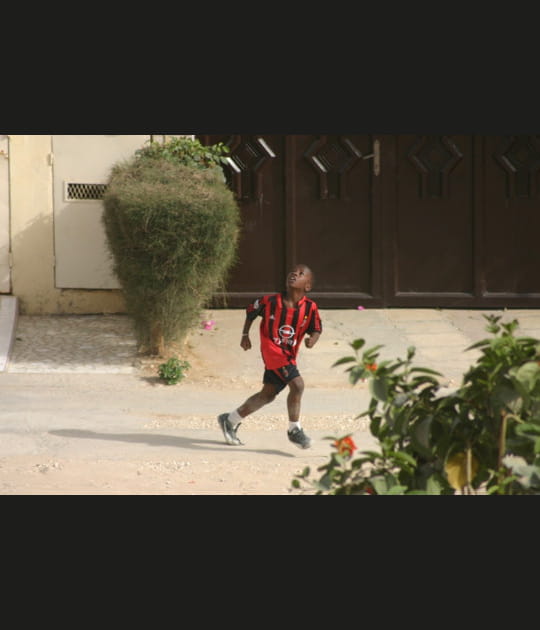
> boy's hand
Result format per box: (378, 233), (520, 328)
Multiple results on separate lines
(241, 335), (251, 351)
(305, 332), (320, 348)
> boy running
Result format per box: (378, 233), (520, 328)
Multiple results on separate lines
(218, 263), (322, 449)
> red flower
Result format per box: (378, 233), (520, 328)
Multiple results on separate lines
(333, 436), (357, 457)
(365, 363), (378, 372)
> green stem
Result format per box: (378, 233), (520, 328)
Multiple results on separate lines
(497, 411), (508, 494)
(498, 411), (508, 469)
(466, 445), (472, 495)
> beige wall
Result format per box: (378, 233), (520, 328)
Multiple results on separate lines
(0, 135), (10, 292)
(9, 135), (125, 315)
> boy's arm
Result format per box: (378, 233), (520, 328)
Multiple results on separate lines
(242, 296), (265, 350)
(305, 331), (321, 348)
(305, 306), (322, 348)
(240, 317), (254, 351)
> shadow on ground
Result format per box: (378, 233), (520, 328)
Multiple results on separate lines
(50, 429), (295, 458)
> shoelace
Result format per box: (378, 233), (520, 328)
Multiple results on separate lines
(232, 422), (241, 436)
(289, 428), (305, 439)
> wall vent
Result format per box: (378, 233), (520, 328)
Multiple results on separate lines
(64, 182), (108, 201)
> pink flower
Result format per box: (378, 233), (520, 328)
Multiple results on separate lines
(202, 320), (215, 331)
(357, 306), (365, 311)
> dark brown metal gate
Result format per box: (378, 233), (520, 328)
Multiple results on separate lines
(198, 134), (540, 308)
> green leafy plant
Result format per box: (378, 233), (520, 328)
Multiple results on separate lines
(158, 357), (191, 385)
(102, 138), (240, 356)
(135, 136), (230, 170)
(293, 315), (540, 495)
(449, 316), (540, 494)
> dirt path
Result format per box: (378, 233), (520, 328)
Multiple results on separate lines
(0, 370), (375, 495)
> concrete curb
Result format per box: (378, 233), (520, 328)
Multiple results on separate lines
(0, 296), (18, 372)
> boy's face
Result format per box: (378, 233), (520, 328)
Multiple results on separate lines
(287, 265), (313, 292)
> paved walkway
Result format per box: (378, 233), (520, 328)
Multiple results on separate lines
(4, 298), (540, 387)
(0, 296), (17, 372)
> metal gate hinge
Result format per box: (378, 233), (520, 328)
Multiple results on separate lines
(361, 140), (381, 176)
(373, 139), (380, 176)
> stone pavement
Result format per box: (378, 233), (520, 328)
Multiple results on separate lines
(2, 297), (540, 494)
(0, 296), (17, 372)
(4, 300), (540, 386)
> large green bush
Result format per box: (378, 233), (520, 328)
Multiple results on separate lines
(102, 144), (240, 355)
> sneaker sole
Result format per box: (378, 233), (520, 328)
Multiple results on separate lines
(288, 435), (312, 450)
(291, 442), (312, 449)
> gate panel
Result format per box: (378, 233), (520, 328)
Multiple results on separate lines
(289, 135), (381, 307)
(199, 135), (286, 304)
(385, 135), (475, 305)
(199, 134), (379, 307)
(52, 135), (150, 289)
(199, 134), (540, 308)
(482, 135), (540, 300)
(0, 135), (10, 293)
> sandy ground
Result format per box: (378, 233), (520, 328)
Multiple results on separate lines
(1, 310), (383, 495)
(0, 371), (376, 495)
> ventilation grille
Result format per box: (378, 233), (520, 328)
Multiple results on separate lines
(65, 182), (108, 201)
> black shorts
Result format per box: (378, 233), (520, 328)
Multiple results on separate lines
(263, 364), (301, 394)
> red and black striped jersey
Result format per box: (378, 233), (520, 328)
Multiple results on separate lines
(246, 292), (323, 369)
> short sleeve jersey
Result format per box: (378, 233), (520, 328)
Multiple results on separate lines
(246, 292), (322, 370)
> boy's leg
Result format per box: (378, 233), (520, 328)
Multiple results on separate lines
(237, 383), (278, 418)
(218, 383), (277, 446)
(286, 375), (305, 423)
(286, 375), (312, 450)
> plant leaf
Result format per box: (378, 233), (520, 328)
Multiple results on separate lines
(332, 356), (357, 368)
(385, 485), (408, 495)
(445, 452), (479, 490)
(425, 475), (445, 495)
(410, 367), (443, 376)
(502, 455), (540, 489)
(411, 415), (433, 458)
(350, 339), (365, 351)
(513, 361), (540, 393)
(363, 344), (385, 356)
(465, 339), (491, 351)
(390, 451), (418, 468)
(369, 376), (388, 402)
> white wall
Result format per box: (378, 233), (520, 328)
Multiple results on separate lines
(9, 135), (125, 314)
(8, 134), (191, 314)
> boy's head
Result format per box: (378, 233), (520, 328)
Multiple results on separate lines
(287, 263), (314, 293)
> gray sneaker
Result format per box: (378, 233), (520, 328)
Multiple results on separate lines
(218, 413), (243, 445)
(287, 427), (312, 449)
